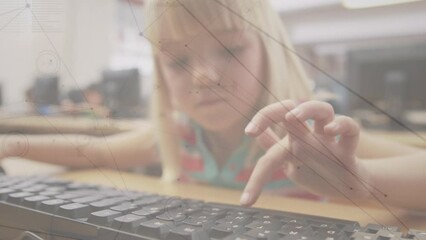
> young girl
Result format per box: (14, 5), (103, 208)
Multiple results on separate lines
(1, 0), (425, 210)
(144, 0), (314, 193)
(143, 0), (426, 210)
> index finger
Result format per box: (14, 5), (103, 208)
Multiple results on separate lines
(255, 127), (280, 150)
(240, 136), (290, 206)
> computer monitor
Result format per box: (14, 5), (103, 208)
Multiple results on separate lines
(101, 68), (142, 118)
(67, 89), (85, 104)
(32, 75), (60, 107)
(345, 43), (426, 130)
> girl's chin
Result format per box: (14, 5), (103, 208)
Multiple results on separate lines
(196, 116), (241, 132)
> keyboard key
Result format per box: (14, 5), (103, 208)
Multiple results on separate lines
(156, 210), (187, 221)
(362, 223), (399, 234)
(314, 227), (345, 240)
(57, 202), (92, 219)
(90, 196), (129, 210)
(39, 198), (69, 214)
(56, 190), (97, 200)
(253, 213), (279, 220)
(407, 229), (426, 240)
(217, 214), (251, 225)
(0, 188), (15, 200)
(246, 219), (283, 231)
(10, 181), (38, 190)
(112, 214), (147, 233)
(376, 229), (402, 239)
(22, 184), (48, 193)
(180, 205), (202, 215)
(341, 224), (362, 238)
(7, 192), (33, 205)
(228, 210), (256, 217)
(110, 202), (139, 212)
(165, 224), (208, 240)
(209, 222), (245, 239)
(144, 202), (175, 212)
(203, 205), (228, 213)
(190, 211), (226, 221)
(22, 195), (50, 209)
(39, 191), (61, 196)
(72, 195), (105, 204)
(66, 182), (98, 189)
(351, 231), (378, 239)
(87, 209), (123, 226)
(280, 217), (307, 225)
(183, 216), (214, 228)
(137, 219), (174, 239)
(131, 196), (164, 207)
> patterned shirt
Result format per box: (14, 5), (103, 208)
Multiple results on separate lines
(177, 119), (323, 200)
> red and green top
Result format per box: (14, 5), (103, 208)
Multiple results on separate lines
(176, 119), (323, 200)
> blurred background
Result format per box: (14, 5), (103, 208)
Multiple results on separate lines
(0, 0), (425, 131)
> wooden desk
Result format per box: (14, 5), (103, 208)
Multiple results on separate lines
(0, 115), (146, 136)
(58, 169), (426, 231)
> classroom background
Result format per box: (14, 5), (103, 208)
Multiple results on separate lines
(0, 0), (426, 175)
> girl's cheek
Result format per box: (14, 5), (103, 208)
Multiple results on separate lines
(167, 82), (192, 104)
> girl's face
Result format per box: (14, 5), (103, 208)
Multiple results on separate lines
(157, 28), (265, 132)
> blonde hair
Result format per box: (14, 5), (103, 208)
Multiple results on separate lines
(143, 0), (313, 181)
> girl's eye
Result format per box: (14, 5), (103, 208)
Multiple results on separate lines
(219, 45), (246, 57)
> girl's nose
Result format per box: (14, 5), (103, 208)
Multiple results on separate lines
(191, 61), (221, 87)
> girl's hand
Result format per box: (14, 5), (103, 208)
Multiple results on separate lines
(240, 100), (372, 206)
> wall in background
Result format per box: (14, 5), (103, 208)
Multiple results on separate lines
(0, 0), (116, 113)
(1, 0), (425, 115)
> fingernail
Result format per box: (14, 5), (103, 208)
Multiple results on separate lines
(240, 192), (251, 205)
(245, 122), (258, 134)
(288, 108), (301, 118)
(327, 122), (338, 131)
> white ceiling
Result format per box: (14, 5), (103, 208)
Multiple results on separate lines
(269, 0), (340, 12)
(269, 0), (425, 12)
(270, 0), (426, 47)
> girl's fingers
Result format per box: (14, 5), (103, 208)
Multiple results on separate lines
(285, 101), (334, 136)
(255, 127), (280, 150)
(245, 100), (296, 137)
(324, 116), (360, 155)
(240, 137), (290, 206)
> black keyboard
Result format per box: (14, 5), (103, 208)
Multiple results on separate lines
(0, 173), (425, 240)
